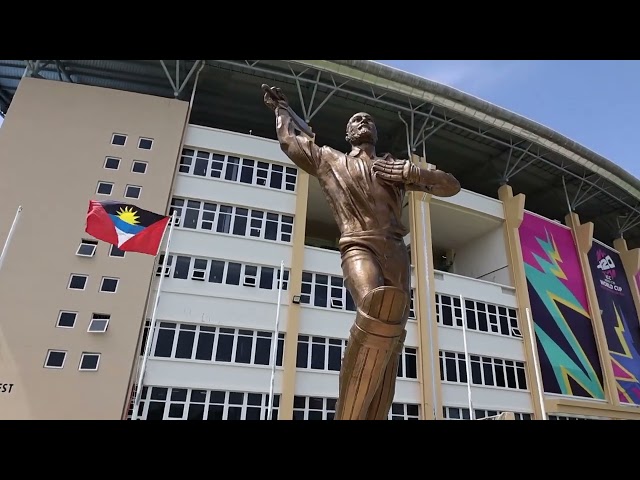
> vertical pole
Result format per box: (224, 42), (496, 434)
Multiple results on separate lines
(131, 212), (176, 420)
(0, 205), (23, 274)
(267, 260), (285, 420)
(459, 295), (474, 420)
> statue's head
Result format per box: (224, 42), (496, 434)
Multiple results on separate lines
(345, 112), (378, 146)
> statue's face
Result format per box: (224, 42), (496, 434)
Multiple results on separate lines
(346, 112), (378, 146)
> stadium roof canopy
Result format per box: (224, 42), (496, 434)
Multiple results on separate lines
(2, 59), (639, 248)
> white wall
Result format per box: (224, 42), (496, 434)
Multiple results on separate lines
(184, 124), (292, 166)
(441, 384), (532, 414)
(146, 359), (283, 394)
(433, 188), (504, 220)
(453, 226), (511, 286)
(295, 370), (420, 404)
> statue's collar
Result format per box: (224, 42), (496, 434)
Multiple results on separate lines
(349, 147), (390, 161)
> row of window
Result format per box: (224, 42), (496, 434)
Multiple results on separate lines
(76, 239), (126, 258)
(435, 293), (521, 339)
(299, 270), (416, 319)
(179, 147), (297, 193)
(439, 350), (528, 391)
(548, 415), (598, 420)
(104, 157), (149, 174)
(442, 406), (532, 420)
(44, 350), (101, 371)
(296, 335), (418, 379)
(287, 395), (419, 421)
(169, 197), (294, 243)
(131, 386), (419, 420)
(56, 311), (110, 332)
(148, 322), (285, 367)
(154, 253), (417, 323)
(111, 133), (153, 150)
(156, 253), (414, 319)
(96, 181), (142, 200)
(156, 254), (290, 291)
(145, 322), (419, 380)
(132, 387), (278, 420)
(68, 274), (119, 293)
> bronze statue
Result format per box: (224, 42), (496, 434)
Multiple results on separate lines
(262, 84), (461, 420)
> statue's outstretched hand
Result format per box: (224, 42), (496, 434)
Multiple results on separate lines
(262, 84), (289, 112)
(372, 156), (417, 185)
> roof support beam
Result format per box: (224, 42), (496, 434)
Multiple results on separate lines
(397, 106), (450, 159)
(616, 210), (640, 238)
(159, 60), (203, 98)
(54, 61), (74, 83)
(212, 59), (640, 223)
(23, 60), (51, 79)
(0, 86), (11, 113)
(288, 66), (350, 124)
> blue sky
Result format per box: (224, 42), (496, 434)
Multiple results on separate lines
(376, 60), (640, 180)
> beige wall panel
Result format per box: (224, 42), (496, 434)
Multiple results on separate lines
(0, 77), (189, 419)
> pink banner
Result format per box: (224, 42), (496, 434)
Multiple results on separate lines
(519, 211), (605, 399)
(520, 213), (589, 310)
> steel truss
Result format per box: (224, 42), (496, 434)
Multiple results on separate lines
(208, 60), (640, 229)
(18, 59), (640, 233)
(158, 60), (203, 98)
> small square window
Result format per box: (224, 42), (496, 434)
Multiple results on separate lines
(57, 311), (77, 328)
(68, 274), (88, 290)
(96, 182), (113, 195)
(124, 185), (141, 199)
(104, 157), (120, 170)
(109, 245), (125, 258)
(79, 352), (100, 371)
(138, 138), (153, 150)
(76, 240), (98, 257)
(132, 161), (148, 174)
(111, 133), (127, 146)
(44, 350), (66, 369)
(88, 314), (110, 333)
(100, 277), (118, 293)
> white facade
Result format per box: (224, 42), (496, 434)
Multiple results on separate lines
(133, 124), (535, 421)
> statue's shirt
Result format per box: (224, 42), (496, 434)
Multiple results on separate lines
(309, 144), (408, 239)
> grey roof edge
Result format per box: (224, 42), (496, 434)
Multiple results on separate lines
(293, 59), (640, 201)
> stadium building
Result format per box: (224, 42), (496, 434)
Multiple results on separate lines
(1, 60), (639, 421)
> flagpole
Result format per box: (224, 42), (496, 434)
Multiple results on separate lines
(131, 211), (176, 420)
(525, 307), (547, 420)
(266, 260), (285, 421)
(0, 205), (22, 274)
(459, 295), (474, 420)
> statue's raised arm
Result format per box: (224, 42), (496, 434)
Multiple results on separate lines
(262, 84), (323, 177)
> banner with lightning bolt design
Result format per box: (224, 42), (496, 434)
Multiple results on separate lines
(588, 240), (640, 405)
(519, 211), (605, 399)
(85, 200), (170, 256)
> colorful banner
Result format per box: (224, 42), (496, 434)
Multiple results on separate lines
(519, 212), (605, 399)
(588, 241), (640, 405)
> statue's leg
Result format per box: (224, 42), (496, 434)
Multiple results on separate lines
(334, 247), (409, 420)
(364, 330), (406, 420)
(364, 241), (411, 420)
